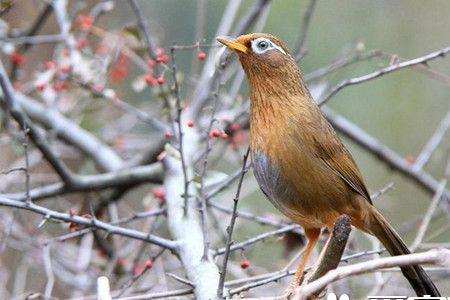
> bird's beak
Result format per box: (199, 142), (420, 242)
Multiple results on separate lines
(216, 36), (247, 53)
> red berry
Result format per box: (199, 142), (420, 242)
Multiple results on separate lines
(77, 15), (94, 31)
(145, 260), (153, 269)
(69, 222), (81, 231)
(197, 52), (206, 60)
(117, 258), (125, 267)
(59, 81), (70, 90)
(144, 74), (156, 86)
(152, 187), (166, 205)
(156, 55), (169, 64)
(230, 122), (241, 132)
(221, 133), (229, 139)
(240, 260), (251, 269)
(147, 59), (157, 68)
(210, 129), (221, 138)
(113, 135), (126, 153)
(133, 264), (143, 276)
(76, 39), (87, 50)
(36, 83), (47, 91)
(164, 131), (173, 139)
(156, 76), (165, 85)
(405, 155), (415, 165)
(93, 85), (104, 93)
(62, 49), (70, 57)
(13, 81), (22, 91)
(52, 82), (69, 92)
(44, 61), (56, 69)
(187, 120), (194, 127)
(155, 48), (165, 56)
(9, 53), (25, 65)
(60, 65), (71, 73)
(69, 209), (76, 217)
(151, 188), (165, 200)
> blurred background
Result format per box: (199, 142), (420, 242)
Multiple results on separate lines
(1, 0), (449, 298)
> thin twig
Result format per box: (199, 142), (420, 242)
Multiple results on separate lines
(43, 245), (55, 299)
(169, 47), (191, 217)
(128, 0), (157, 60)
(293, 0), (318, 61)
(197, 70), (221, 260)
(410, 160), (450, 251)
(413, 109), (450, 172)
(214, 224), (299, 256)
(217, 147), (250, 299)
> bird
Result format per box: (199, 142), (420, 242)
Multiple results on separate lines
(217, 33), (440, 298)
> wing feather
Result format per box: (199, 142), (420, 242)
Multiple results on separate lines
(312, 118), (372, 204)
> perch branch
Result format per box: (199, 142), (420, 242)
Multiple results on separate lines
(293, 248), (450, 300)
(301, 215), (351, 296)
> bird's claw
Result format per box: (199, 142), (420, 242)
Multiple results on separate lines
(278, 285), (296, 300)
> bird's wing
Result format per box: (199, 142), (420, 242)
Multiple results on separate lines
(312, 118), (372, 204)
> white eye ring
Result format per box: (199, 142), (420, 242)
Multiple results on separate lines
(251, 37), (286, 55)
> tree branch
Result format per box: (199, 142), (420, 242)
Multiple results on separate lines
(162, 145), (221, 300)
(318, 44), (450, 106)
(0, 60), (75, 185)
(14, 93), (124, 172)
(0, 196), (177, 251)
(302, 215), (351, 296)
(293, 248), (450, 300)
(3, 162), (163, 201)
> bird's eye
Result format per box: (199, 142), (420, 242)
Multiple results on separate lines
(257, 40), (269, 50)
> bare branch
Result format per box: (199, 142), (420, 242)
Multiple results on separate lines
(3, 162), (163, 201)
(163, 147), (221, 300)
(293, 248), (450, 299)
(15, 93), (124, 172)
(0, 60), (75, 184)
(0, 196), (177, 251)
(318, 44), (450, 106)
(302, 215), (351, 296)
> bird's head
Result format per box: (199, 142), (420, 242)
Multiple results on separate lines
(217, 33), (295, 74)
(217, 33), (305, 96)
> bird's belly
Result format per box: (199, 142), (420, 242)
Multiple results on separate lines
(252, 149), (353, 229)
(252, 150), (325, 228)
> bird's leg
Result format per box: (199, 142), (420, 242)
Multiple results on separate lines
(281, 228), (321, 299)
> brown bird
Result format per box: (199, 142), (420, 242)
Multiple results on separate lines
(217, 33), (440, 298)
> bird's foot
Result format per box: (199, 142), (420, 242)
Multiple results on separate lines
(276, 283), (296, 300)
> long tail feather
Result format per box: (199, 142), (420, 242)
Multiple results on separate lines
(368, 208), (440, 296)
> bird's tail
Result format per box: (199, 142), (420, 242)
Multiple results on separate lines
(367, 207), (440, 296)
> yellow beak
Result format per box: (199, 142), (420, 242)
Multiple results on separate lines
(216, 36), (247, 53)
